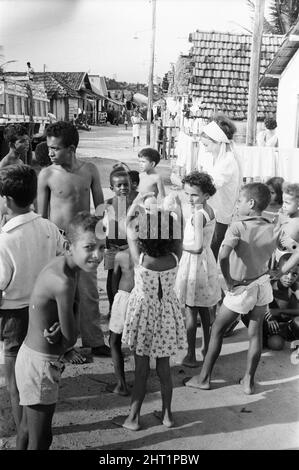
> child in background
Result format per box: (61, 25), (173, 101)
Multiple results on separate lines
(138, 147), (166, 199)
(128, 170), (140, 203)
(0, 165), (65, 433)
(119, 199), (186, 430)
(15, 212), (106, 449)
(108, 248), (134, 396)
(275, 182), (299, 263)
(0, 123), (29, 168)
(184, 183), (280, 394)
(104, 169), (132, 312)
(175, 171), (221, 367)
(263, 176), (284, 223)
(32, 141), (51, 174)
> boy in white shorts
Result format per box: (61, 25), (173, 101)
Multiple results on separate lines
(15, 212), (106, 449)
(184, 183), (280, 395)
(108, 248), (134, 396)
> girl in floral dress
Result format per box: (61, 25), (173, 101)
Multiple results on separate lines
(175, 171), (221, 367)
(121, 196), (186, 430)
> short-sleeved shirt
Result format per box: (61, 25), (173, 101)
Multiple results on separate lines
(0, 212), (65, 309)
(222, 216), (279, 282)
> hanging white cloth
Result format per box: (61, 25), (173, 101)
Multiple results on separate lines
(276, 148), (299, 182)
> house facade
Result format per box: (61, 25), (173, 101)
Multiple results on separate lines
(261, 19), (299, 148)
(167, 31), (283, 143)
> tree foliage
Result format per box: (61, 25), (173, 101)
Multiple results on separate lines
(247, 0), (299, 34)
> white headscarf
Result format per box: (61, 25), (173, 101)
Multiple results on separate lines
(202, 120), (243, 185)
(202, 121), (230, 143)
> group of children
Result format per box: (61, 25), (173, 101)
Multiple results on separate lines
(0, 120), (299, 449)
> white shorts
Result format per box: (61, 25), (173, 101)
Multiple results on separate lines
(109, 290), (131, 334)
(223, 274), (273, 315)
(15, 343), (64, 406)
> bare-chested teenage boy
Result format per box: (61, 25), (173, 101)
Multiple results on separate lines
(138, 147), (165, 200)
(0, 123), (29, 169)
(15, 212), (106, 449)
(37, 121), (110, 359)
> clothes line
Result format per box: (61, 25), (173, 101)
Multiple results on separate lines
(174, 131), (299, 182)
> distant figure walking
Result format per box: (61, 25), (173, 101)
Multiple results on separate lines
(131, 110), (143, 148)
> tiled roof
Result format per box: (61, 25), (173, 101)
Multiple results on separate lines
(51, 72), (86, 91)
(172, 31), (284, 120)
(34, 73), (80, 98)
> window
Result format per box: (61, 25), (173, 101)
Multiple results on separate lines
(24, 98), (29, 115)
(16, 96), (22, 114)
(8, 95), (15, 114)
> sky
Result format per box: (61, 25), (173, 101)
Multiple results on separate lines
(0, 0), (270, 83)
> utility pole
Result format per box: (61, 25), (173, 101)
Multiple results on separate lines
(246, 0), (265, 146)
(146, 0), (156, 145)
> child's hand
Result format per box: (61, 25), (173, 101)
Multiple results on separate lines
(44, 322), (61, 344)
(267, 319), (280, 335)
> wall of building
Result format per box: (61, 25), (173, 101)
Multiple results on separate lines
(276, 49), (299, 148)
(51, 98), (67, 121)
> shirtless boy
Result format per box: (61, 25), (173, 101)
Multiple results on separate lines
(15, 212), (106, 449)
(0, 123), (30, 169)
(138, 147), (165, 200)
(104, 169), (132, 312)
(108, 248), (134, 396)
(37, 121), (110, 358)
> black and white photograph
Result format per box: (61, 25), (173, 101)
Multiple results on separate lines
(0, 0), (298, 452)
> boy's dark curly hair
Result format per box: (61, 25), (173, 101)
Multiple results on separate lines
(66, 211), (100, 243)
(46, 121), (79, 148)
(137, 211), (179, 257)
(0, 164), (37, 207)
(4, 123), (28, 145)
(138, 147), (160, 167)
(182, 171), (216, 196)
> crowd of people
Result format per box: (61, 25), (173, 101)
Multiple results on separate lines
(0, 115), (298, 449)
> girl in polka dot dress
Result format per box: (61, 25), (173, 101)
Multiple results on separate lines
(175, 171), (221, 367)
(121, 197), (186, 430)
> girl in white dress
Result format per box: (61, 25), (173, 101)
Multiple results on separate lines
(121, 196), (186, 430)
(175, 171), (221, 367)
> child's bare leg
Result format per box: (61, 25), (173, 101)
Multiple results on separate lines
(108, 332), (129, 396)
(181, 306), (200, 367)
(16, 407), (28, 449)
(26, 403), (56, 450)
(240, 305), (265, 395)
(5, 356), (22, 430)
(154, 357), (174, 427)
(185, 304), (239, 389)
(106, 269), (114, 315)
(198, 307), (211, 358)
(123, 354), (150, 431)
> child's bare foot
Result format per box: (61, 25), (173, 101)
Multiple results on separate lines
(122, 417), (141, 431)
(61, 348), (87, 364)
(183, 376), (211, 390)
(106, 383), (130, 396)
(180, 354), (200, 368)
(153, 410), (175, 428)
(239, 377), (255, 395)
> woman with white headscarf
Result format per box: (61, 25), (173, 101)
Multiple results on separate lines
(200, 115), (242, 260)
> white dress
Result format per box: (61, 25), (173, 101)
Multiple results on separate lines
(175, 208), (221, 307)
(131, 116), (141, 138)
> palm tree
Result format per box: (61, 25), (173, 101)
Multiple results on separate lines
(247, 0), (299, 34)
